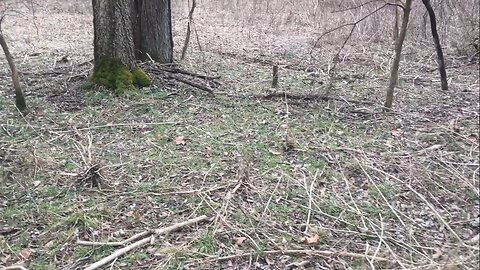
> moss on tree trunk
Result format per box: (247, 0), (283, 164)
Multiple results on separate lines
(91, 0), (150, 95)
(91, 57), (151, 95)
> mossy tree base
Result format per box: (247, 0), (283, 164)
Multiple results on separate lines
(91, 57), (151, 96)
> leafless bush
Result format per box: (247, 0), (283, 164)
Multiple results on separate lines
(172, 0), (479, 57)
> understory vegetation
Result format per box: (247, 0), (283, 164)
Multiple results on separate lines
(0, 0), (478, 269)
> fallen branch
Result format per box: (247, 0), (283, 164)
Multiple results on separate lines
(160, 67), (220, 80)
(55, 121), (180, 133)
(2, 266), (30, 270)
(78, 230), (151, 247)
(256, 92), (373, 105)
(82, 215), (209, 270)
(168, 74), (214, 94)
(203, 249), (390, 263)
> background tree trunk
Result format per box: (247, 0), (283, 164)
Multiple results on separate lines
(132, 0), (173, 63)
(180, 0), (196, 61)
(421, 0), (448, 91)
(92, 0), (136, 69)
(385, 0), (413, 109)
(0, 32), (27, 113)
(393, 1), (399, 41)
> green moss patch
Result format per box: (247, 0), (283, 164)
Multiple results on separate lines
(91, 57), (151, 95)
(132, 68), (151, 87)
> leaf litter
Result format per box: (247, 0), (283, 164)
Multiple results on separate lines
(0, 0), (478, 269)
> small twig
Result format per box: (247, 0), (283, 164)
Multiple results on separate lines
(369, 216), (408, 269)
(331, 0), (381, 13)
(325, 25), (355, 97)
(303, 168), (323, 233)
(261, 175), (283, 217)
(312, 3), (390, 50)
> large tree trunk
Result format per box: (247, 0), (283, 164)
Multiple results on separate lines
(132, 0), (173, 63)
(91, 0), (150, 94)
(0, 32), (27, 113)
(421, 0), (448, 91)
(385, 0), (412, 109)
(92, 0), (136, 69)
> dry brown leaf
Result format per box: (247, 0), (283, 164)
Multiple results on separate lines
(391, 128), (404, 137)
(44, 240), (55, 249)
(466, 134), (479, 143)
(234, 236), (247, 246)
(19, 248), (33, 260)
(304, 234), (320, 245)
(175, 136), (186, 145)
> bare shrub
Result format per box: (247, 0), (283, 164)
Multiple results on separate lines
(172, 0), (478, 57)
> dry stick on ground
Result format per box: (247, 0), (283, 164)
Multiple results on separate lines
(142, 64), (218, 93)
(180, 0), (196, 60)
(257, 92), (374, 105)
(82, 215), (209, 270)
(204, 249), (391, 264)
(2, 266), (30, 270)
(167, 74), (214, 94)
(158, 67), (220, 80)
(55, 121), (180, 133)
(78, 229), (152, 247)
(215, 155), (248, 224)
(302, 168), (322, 233)
(369, 215), (408, 269)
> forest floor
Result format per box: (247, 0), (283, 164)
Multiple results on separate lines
(0, 1), (479, 270)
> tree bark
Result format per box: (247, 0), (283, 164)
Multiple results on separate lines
(132, 0), (173, 63)
(0, 32), (27, 113)
(385, 0), (413, 109)
(421, 0), (448, 91)
(91, 0), (150, 93)
(393, 1), (400, 41)
(92, 0), (136, 69)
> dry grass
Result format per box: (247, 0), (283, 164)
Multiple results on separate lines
(0, 0), (479, 269)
